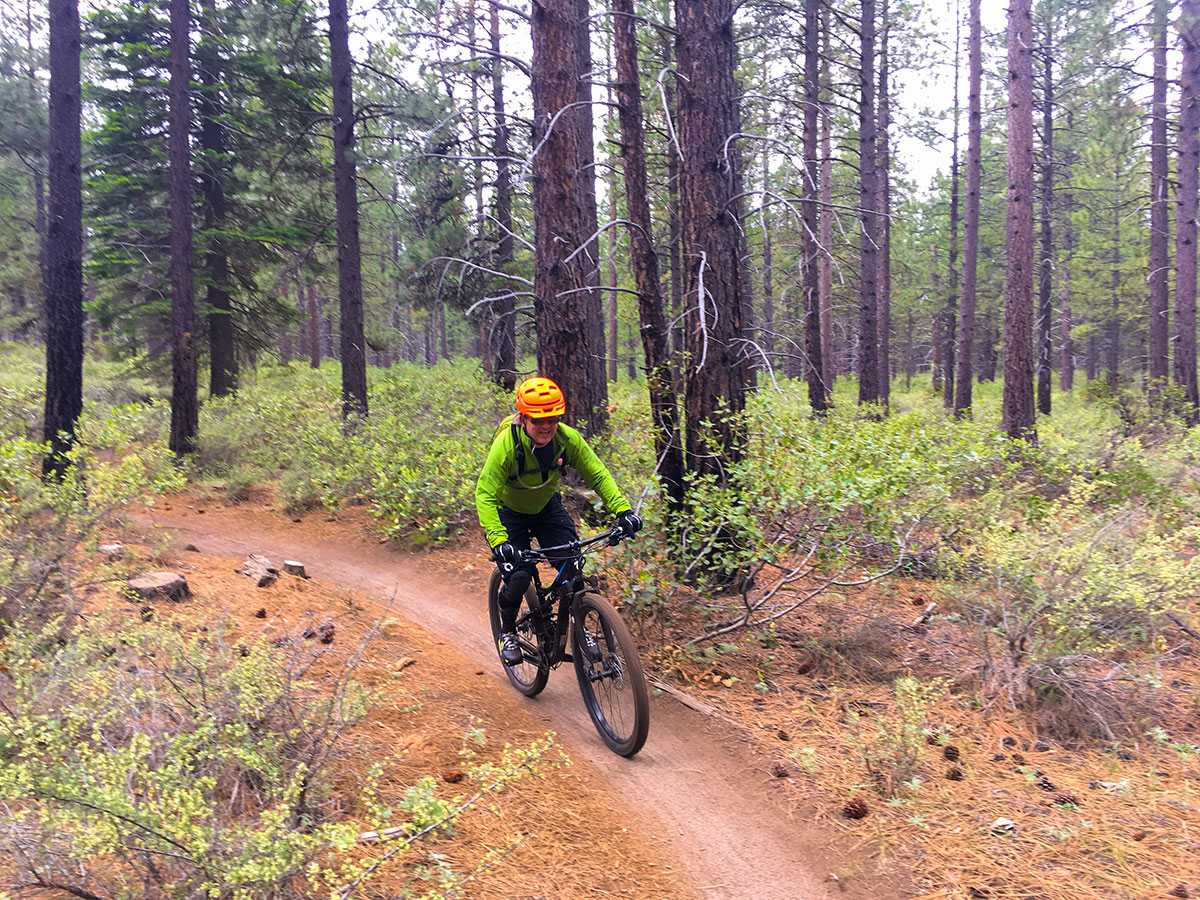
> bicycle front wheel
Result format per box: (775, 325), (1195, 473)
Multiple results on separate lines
(488, 568), (550, 697)
(572, 592), (650, 757)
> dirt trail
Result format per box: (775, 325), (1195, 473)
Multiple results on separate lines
(137, 503), (889, 900)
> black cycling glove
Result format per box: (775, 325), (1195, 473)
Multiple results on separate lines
(617, 510), (643, 538)
(492, 540), (519, 572)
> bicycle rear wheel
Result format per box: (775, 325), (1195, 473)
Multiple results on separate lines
(572, 592), (650, 757)
(488, 569), (549, 697)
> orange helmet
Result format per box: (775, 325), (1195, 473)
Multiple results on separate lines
(515, 376), (566, 418)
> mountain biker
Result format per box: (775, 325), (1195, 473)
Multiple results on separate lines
(476, 375), (643, 666)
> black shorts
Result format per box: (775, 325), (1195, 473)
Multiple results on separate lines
(497, 493), (578, 582)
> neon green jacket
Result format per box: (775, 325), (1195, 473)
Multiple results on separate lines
(475, 415), (632, 548)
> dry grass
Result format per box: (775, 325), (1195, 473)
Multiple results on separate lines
(631, 573), (1200, 900)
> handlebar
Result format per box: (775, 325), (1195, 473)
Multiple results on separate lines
(516, 525), (625, 564)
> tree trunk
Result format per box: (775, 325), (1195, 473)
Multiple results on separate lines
(531, 0), (605, 432)
(664, 32), (683, 371)
(25, 0), (47, 299)
(1060, 109), (1076, 392)
(955, 0), (981, 418)
(802, 0), (827, 412)
(979, 312), (997, 382)
(1177, 0), (1200, 421)
(676, 0), (750, 475)
(607, 44), (620, 384)
(306, 280), (320, 368)
(42, 0), (84, 478)
(490, 1), (516, 391)
(199, 0), (237, 398)
(575, 0), (608, 427)
(329, 0), (368, 420)
(945, 7), (960, 412)
(857, 0), (880, 406)
(612, 0), (684, 507)
(930, 243), (942, 392)
(1037, 9), (1053, 415)
(819, 7), (834, 395)
(761, 141), (775, 370)
(168, 0), (198, 458)
(1109, 155), (1122, 388)
(877, 0), (891, 407)
(1150, 0), (1171, 389)
(1002, 0), (1036, 441)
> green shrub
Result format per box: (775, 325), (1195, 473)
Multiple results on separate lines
(855, 675), (951, 797)
(948, 479), (1199, 740)
(0, 612), (563, 900)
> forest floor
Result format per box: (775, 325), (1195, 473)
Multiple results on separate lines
(118, 487), (1200, 900)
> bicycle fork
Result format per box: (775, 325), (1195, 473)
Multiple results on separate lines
(572, 594), (624, 682)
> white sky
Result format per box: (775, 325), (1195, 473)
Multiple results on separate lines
(894, 0), (1012, 191)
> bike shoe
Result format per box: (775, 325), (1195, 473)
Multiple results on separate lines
(498, 632), (523, 667)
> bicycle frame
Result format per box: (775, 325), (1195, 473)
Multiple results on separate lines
(516, 527), (623, 668)
(489, 524), (650, 756)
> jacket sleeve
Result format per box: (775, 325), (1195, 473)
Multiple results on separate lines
(562, 426), (632, 516)
(475, 424), (513, 547)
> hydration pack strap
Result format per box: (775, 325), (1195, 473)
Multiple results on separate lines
(510, 421), (563, 485)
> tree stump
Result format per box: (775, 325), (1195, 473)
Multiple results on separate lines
(283, 560), (308, 578)
(127, 572), (190, 602)
(236, 554), (279, 587)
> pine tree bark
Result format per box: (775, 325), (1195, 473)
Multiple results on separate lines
(606, 42), (620, 384)
(1002, 0), (1036, 441)
(1177, 0), (1200, 421)
(168, 0), (199, 457)
(1149, 0), (1171, 389)
(877, 0), (892, 407)
(1037, 10), (1053, 415)
(199, 0), (237, 397)
(945, 9), (960, 412)
(857, 0), (880, 406)
(490, 1), (516, 390)
(930, 243), (942, 393)
(819, 9), (834, 395)
(761, 141), (775, 368)
(42, 0), (83, 478)
(329, 0), (368, 420)
(531, 0), (605, 432)
(575, 0), (608, 426)
(954, 0), (981, 418)
(676, 0), (750, 475)
(802, 0), (827, 412)
(1060, 109), (1076, 392)
(612, 0), (684, 507)
(1109, 158), (1121, 387)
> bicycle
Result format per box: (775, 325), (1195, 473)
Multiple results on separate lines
(487, 526), (650, 757)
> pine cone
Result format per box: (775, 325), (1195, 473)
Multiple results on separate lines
(1168, 885), (1190, 899)
(1035, 776), (1057, 792)
(946, 766), (965, 781)
(842, 797), (870, 820)
(1054, 792), (1079, 806)
(943, 744), (961, 762)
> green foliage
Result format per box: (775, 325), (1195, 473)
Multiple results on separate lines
(0, 609), (563, 900)
(855, 676), (951, 797)
(0, 395), (182, 631)
(948, 478), (1199, 739)
(196, 360), (509, 541)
